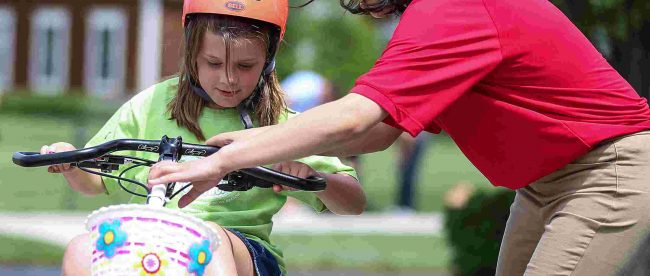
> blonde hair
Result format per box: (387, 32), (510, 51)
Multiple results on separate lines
(168, 14), (287, 141)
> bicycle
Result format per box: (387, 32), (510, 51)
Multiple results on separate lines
(12, 135), (326, 275)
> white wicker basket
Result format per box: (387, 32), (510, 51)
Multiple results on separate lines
(85, 204), (220, 276)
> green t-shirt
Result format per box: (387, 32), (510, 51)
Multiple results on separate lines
(86, 77), (357, 273)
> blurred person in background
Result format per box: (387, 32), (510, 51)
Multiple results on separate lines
(390, 132), (428, 214)
(148, 1), (650, 275)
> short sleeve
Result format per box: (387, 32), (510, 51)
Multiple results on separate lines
(352, 0), (502, 136)
(284, 155), (358, 213)
(86, 101), (140, 148)
(85, 100), (144, 195)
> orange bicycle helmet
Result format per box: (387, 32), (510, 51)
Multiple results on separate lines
(182, 0), (288, 40)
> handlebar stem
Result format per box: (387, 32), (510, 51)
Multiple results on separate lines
(147, 185), (168, 207)
(146, 136), (183, 206)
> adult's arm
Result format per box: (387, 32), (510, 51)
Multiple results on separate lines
(214, 93), (388, 170)
(317, 122), (402, 156)
(210, 118), (402, 157)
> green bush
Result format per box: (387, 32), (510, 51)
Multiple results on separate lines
(0, 94), (119, 120)
(444, 187), (515, 276)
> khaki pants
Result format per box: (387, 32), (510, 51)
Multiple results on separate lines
(496, 130), (650, 276)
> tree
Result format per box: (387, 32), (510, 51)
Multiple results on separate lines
(276, 1), (384, 94)
(552, 0), (650, 99)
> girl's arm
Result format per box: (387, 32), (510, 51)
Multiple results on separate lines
(273, 161), (366, 215)
(41, 142), (107, 195)
(315, 172), (366, 215)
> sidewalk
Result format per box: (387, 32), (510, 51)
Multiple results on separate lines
(0, 211), (442, 247)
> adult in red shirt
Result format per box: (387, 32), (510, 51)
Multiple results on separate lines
(149, 0), (650, 274)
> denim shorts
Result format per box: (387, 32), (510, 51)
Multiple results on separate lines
(227, 229), (282, 276)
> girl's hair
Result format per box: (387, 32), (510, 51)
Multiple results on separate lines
(339, 0), (411, 15)
(169, 14), (287, 141)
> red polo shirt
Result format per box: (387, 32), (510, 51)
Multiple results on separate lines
(352, 0), (650, 189)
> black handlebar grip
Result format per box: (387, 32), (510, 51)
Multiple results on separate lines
(12, 152), (50, 167)
(241, 167), (327, 191)
(12, 151), (87, 167)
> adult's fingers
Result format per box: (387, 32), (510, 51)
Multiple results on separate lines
(178, 184), (212, 208)
(178, 187), (202, 208)
(147, 162), (190, 186)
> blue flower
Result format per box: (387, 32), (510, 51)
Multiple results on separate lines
(188, 240), (212, 276)
(95, 219), (127, 258)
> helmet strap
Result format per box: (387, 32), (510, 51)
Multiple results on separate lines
(188, 75), (214, 103)
(239, 58), (274, 111)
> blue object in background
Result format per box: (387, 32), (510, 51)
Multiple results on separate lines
(281, 70), (327, 112)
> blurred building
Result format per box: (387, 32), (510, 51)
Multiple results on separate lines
(0, 0), (184, 98)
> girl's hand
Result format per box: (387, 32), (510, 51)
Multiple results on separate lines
(147, 156), (226, 208)
(40, 142), (77, 174)
(271, 161), (319, 193)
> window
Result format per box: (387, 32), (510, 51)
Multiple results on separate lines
(29, 7), (71, 94)
(85, 8), (128, 97)
(0, 6), (16, 92)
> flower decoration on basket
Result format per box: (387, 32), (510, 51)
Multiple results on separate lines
(133, 248), (169, 276)
(95, 219), (127, 258)
(188, 240), (213, 276)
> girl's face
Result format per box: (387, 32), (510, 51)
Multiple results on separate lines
(196, 31), (267, 108)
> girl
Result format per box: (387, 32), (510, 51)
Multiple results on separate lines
(148, 0), (650, 275)
(42, 1), (365, 275)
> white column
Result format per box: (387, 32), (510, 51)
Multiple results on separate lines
(136, 0), (163, 91)
(29, 7), (72, 95)
(0, 6), (16, 93)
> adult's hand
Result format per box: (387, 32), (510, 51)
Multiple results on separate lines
(148, 157), (224, 208)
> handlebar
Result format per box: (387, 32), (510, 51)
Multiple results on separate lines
(12, 139), (216, 167)
(12, 137), (327, 195)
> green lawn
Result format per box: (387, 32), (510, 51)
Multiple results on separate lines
(0, 234), (64, 266)
(0, 113), (489, 212)
(274, 233), (449, 271)
(0, 114), (128, 211)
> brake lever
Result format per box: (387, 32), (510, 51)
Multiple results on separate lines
(72, 156), (129, 173)
(217, 171), (274, 192)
